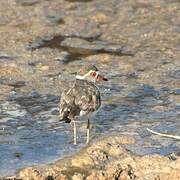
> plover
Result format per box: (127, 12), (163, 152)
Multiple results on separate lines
(59, 64), (108, 144)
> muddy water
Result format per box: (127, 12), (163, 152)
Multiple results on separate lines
(0, 0), (180, 177)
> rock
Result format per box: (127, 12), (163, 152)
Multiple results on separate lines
(104, 161), (124, 180)
(71, 153), (94, 167)
(18, 167), (44, 180)
(9, 135), (180, 179)
(88, 149), (108, 164)
(72, 173), (85, 180)
(86, 171), (105, 180)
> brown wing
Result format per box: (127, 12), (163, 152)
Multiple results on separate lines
(59, 89), (74, 122)
(73, 82), (101, 112)
(92, 89), (101, 111)
(59, 80), (101, 122)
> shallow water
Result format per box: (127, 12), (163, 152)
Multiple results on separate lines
(0, 81), (179, 176)
(0, 0), (180, 177)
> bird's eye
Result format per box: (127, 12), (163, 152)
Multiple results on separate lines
(90, 72), (96, 77)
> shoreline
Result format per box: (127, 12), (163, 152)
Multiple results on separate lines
(6, 134), (180, 180)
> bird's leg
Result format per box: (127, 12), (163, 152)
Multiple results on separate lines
(73, 120), (77, 145)
(86, 118), (90, 144)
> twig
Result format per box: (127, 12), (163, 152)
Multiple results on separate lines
(146, 128), (180, 140)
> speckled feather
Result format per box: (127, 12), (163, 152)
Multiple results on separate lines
(59, 79), (101, 123)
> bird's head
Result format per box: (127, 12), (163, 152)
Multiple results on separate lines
(76, 64), (108, 83)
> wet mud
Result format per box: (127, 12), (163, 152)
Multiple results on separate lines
(0, 0), (179, 177)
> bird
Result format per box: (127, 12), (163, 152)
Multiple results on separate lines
(59, 64), (108, 144)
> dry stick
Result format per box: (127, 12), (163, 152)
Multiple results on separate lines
(146, 128), (180, 140)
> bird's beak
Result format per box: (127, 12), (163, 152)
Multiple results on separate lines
(97, 74), (108, 81)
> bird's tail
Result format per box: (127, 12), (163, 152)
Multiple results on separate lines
(59, 117), (71, 123)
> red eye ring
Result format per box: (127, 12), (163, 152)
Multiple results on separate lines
(90, 71), (96, 77)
